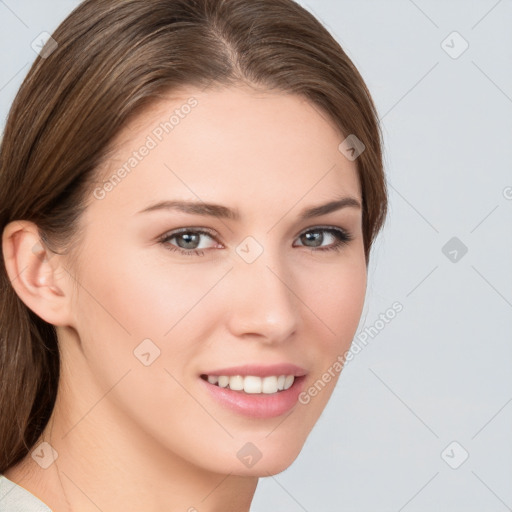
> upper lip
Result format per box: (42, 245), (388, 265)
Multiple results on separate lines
(201, 363), (307, 378)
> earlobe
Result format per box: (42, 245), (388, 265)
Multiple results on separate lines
(2, 220), (73, 326)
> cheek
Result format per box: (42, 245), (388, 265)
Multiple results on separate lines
(72, 247), (229, 372)
(305, 255), (367, 348)
(294, 254), (367, 409)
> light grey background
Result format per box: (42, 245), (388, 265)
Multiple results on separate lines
(1, 1), (511, 511)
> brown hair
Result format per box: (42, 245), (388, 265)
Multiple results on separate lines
(0, 0), (387, 473)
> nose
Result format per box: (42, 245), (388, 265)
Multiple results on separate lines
(225, 247), (300, 344)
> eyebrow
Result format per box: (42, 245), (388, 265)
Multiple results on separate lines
(137, 196), (361, 220)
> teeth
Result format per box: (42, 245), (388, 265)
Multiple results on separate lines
(284, 375), (294, 390)
(262, 376), (278, 394)
(218, 376), (229, 388)
(207, 375), (219, 385)
(205, 374), (296, 394)
(229, 375), (244, 391)
(244, 376), (262, 394)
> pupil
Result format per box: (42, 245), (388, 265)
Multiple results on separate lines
(178, 233), (199, 249)
(303, 231), (322, 247)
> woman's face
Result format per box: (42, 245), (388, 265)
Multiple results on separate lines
(66, 85), (367, 475)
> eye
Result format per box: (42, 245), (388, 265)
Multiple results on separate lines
(158, 226), (353, 257)
(159, 228), (219, 257)
(294, 226), (353, 252)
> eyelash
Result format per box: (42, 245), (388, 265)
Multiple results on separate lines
(158, 226), (353, 257)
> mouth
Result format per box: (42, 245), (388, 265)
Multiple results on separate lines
(200, 373), (303, 394)
(198, 365), (308, 418)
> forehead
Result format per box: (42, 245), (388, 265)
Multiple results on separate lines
(92, 86), (361, 214)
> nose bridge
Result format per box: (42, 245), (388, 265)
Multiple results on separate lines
(227, 237), (299, 342)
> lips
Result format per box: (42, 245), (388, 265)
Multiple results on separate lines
(200, 363), (307, 378)
(198, 363), (308, 418)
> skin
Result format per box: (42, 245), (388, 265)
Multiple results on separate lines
(2, 84), (367, 512)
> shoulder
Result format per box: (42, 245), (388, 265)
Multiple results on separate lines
(0, 474), (53, 512)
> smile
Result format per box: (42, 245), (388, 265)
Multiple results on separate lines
(200, 374), (295, 394)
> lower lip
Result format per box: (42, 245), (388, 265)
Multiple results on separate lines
(199, 376), (307, 418)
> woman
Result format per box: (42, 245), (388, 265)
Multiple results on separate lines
(0, 0), (387, 510)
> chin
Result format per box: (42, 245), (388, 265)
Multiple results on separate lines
(225, 437), (306, 477)
(227, 457), (299, 478)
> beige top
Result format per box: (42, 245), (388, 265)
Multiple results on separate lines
(0, 474), (52, 511)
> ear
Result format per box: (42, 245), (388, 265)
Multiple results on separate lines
(2, 220), (75, 327)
